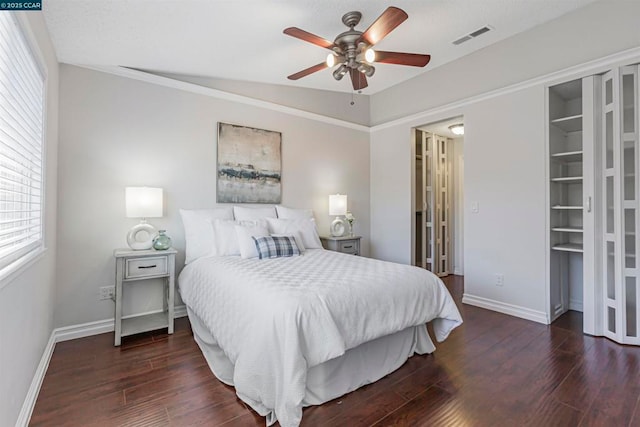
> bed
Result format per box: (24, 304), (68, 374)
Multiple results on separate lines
(178, 245), (463, 427)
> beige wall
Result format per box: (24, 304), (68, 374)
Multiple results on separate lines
(0, 12), (58, 427)
(157, 73), (371, 126)
(370, 0), (640, 321)
(370, 0), (640, 125)
(56, 64), (370, 328)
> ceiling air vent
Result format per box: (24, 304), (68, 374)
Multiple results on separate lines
(452, 25), (492, 46)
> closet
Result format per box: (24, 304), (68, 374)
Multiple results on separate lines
(548, 65), (640, 345)
(415, 129), (453, 276)
(548, 78), (595, 322)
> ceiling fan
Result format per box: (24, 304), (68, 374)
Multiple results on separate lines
(283, 7), (431, 90)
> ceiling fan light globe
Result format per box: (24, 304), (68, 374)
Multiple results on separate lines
(357, 63), (375, 77)
(326, 53), (336, 68)
(333, 64), (348, 80)
(365, 65), (375, 77)
(364, 48), (376, 63)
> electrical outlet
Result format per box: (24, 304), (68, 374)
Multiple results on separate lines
(99, 286), (115, 300)
(496, 274), (504, 287)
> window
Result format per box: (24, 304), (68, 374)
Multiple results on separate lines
(0, 13), (45, 272)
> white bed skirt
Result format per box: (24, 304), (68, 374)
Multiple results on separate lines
(187, 307), (437, 422)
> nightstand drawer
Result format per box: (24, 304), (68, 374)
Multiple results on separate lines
(320, 236), (362, 256)
(338, 241), (358, 254)
(125, 256), (168, 279)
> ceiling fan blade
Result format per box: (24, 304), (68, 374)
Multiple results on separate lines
(358, 7), (408, 46)
(283, 27), (336, 50)
(374, 51), (431, 67)
(349, 68), (368, 90)
(287, 62), (328, 80)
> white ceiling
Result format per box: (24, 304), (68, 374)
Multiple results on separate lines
(43, 0), (597, 94)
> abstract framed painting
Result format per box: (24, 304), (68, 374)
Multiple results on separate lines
(216, 122), (282, 204)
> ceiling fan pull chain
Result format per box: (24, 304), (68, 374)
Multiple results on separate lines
(350, 89), (355, 106)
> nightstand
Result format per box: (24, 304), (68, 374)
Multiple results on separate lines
(320, 236), (361, 255)
(113, 248), (177, 346)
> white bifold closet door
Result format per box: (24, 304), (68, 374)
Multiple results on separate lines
(420, 131), (451, 277)
(601, 66), (640, 345)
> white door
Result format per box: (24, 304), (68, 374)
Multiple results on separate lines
(423, 132), (435, 271)
(600, 66), (640, 345)
(619, 65), (640, 344)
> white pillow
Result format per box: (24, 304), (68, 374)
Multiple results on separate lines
(266, 218), (323, 249)
(234, 206), (277, 221)
(235, 223), (270, 259)
(212, 219), (240, 256)
(275, 206), (314, 220)
(180, 207), (234, 263)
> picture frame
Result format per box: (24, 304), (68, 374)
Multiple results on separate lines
(216, 122), (282, 204)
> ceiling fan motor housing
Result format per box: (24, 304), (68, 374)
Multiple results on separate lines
(334, 30), (364, 68)
(341, 11), (362, 28)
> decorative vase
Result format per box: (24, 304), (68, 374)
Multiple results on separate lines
(152, 230), (172, 250)
(348, 222), (354, 237)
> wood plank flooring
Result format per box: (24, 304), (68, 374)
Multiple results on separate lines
(30, 276), (640, 426)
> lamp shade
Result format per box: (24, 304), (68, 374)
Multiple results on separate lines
(125, 187), (163, 218)
(329, 194), (347, 216)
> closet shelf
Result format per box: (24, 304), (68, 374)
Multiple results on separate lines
(552, 227), (583, 233)
(550, 114), (582, 133)
(551, 176), (583, 183)
(551, 151), (583, 162)
(607, 252), (637, 259)
(552, 205), (583, 210)
(552, 243), (584, 253)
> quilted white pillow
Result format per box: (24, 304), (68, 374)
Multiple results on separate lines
(275, 206), (314, 220)
(266, 218), (323, 249)
(235, 222), (270, 259)
(212, 219), (241, 256)
(233, 206), (277, 221)
(180, 207), (234, 264)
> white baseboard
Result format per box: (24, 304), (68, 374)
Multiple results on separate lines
(15, 332), (56, 427)
(54, 317), (114, 343)
(462, 293), (549, 325)
(175, 304), (187, 318)
(16, 305), (188, 426)
(453, 268), (463, 275)
(569, 298), (583, 313)
(55, 304), (188, 343)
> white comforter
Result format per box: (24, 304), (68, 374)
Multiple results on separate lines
(179, 249), (462, 427)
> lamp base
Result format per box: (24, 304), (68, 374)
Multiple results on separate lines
(330, 217), (346, 237)
(127, 220), (158, 250)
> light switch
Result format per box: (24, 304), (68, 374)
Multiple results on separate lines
(471, 202), (479, 213)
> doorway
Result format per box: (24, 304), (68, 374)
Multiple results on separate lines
(412, 117), (464, 277)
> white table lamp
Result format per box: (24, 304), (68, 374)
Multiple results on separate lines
(125, 187), (163, 250)
(329, 194), (347, 237)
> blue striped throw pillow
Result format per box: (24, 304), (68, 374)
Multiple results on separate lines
(252, 235), (300, 259)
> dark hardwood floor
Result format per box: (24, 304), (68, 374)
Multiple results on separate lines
(31, 276), (640, 426)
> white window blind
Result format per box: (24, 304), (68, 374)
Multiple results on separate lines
(0, 13), (44, 271)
